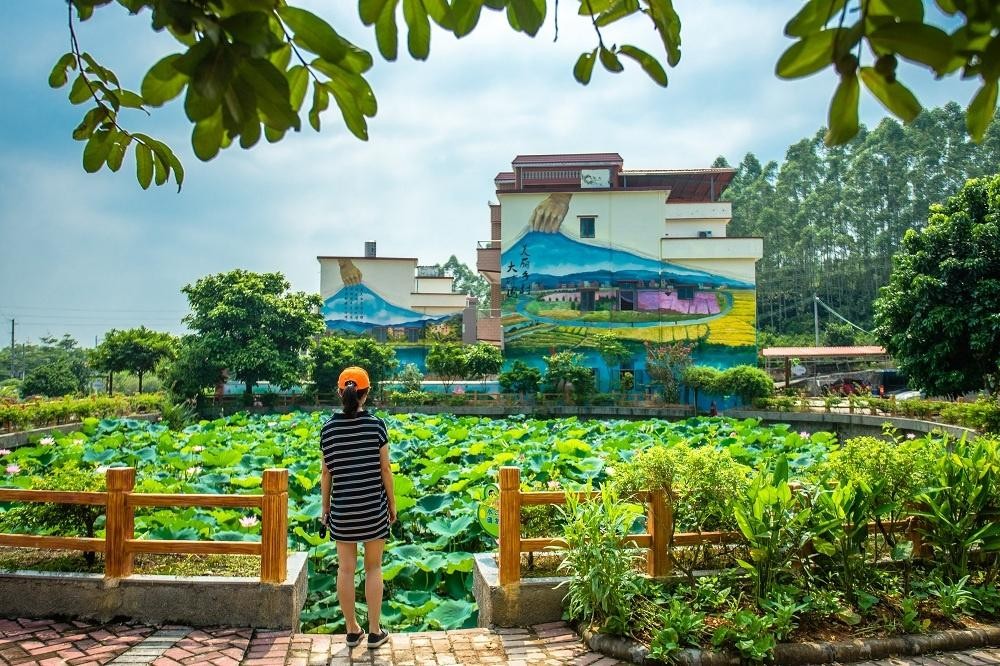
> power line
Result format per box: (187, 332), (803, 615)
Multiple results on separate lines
(0, 304), (188, 313)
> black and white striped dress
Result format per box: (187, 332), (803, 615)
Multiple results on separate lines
(320, 411), (391, 543)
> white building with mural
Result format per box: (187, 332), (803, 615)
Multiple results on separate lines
(477, 153), (764, 391)
(318, 243), (472, 369)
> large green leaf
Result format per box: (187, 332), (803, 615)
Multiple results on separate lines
(824, 73), (860, 145)
(967, 81), (998, 143)
(277, 6), (349, 64)
(859, 66), (921, 122)
(426, 599), (476, 629)
(868, 22), (953, 74)
(776, 29), (843, 79)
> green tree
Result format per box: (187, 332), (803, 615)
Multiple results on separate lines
(20, 362), (79, 398)
(464, 343), (503, 382)
(158, 335), (226, 404)
(593, 333), (630, 390)
(1, 335), (91, 393)
(425, 343), (467, 390)
(92, 326), (177, 393)
(543, 351), (595, 402)
(681, 365), (721, 409)
(182, 270), (323, 397)
(644, 342), (693, 403)
(498, 360), (542, 397)
(48, 2), (999, 189)
(714, 365), (775, 404)
(311, 336), (398, 397)
(874, 174), (1000, 396)
(436, 256), (490, 309)
(397, 363), (424, 392)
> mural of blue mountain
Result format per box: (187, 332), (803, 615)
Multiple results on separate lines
(323, 283), (450, 331)
(501, 231), (753, 289)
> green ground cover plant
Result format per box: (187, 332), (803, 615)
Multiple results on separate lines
(557, 427), (1000, 662)
(0, 412), (836, 633)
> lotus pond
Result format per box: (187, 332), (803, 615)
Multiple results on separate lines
(0, 412), (838, 632)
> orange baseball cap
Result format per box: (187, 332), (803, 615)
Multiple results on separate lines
(338, 366), (371, 390)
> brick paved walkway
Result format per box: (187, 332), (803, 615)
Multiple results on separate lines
(2, 617), (999, 665)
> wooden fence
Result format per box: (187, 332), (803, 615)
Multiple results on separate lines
(497, 466), (670, 584)
(496, 465), (921, 585)
(0, 467), (288, 583)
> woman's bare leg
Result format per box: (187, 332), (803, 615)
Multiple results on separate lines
(336, 541), (362, 633)
(363, 539), (386, 633)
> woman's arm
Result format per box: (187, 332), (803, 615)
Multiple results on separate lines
(320, 463), (331, 526)
(380, 445), (397, 524)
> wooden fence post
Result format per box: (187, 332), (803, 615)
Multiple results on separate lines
(647, 488), (671, 577)
(261, 469), (289, 584)
(498, 466), (521, 585)
(105, 467), (135, 579)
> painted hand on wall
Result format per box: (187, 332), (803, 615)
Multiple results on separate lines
(529, 193), (572, 233)
(338, 258), (362, 285)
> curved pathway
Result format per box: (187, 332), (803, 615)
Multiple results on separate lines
(2, 616), (999, 665)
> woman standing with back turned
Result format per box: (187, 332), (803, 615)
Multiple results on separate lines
(320, 366), (397, 649)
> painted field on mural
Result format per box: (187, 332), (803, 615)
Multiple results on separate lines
(505, 290), (757, 349)
(0, 412), (835, 632)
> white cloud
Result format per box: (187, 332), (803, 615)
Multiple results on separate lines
(0, 0), (984, 344)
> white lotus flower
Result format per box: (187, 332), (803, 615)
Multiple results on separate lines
(239, 515), (259, 528)
(39, 437), (55, 446)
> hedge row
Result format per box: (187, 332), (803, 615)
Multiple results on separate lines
(0, 394), (164, 432)
(754, 395), (1000, 433)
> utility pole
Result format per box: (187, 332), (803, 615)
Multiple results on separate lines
(813, 294), (820, 347)
(9, 319), (14, 379)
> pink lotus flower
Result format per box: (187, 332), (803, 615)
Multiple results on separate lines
(452, 385), (466, 395)
(5, 464), (20, 475)
(239, 515), (259, 528)
(0, 449), (11, 457)
(799, 431), (810, 438)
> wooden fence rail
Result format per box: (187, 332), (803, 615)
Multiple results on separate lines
(498, 466), (669, 584)
(0, 467), (288, 583)
(496, 465), (921, 585)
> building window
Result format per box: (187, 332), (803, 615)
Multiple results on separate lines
(580, 289), (596, 312)
(372, 327), (388, 343)
(678, 286), (695, 301)
(406, 327), (420, 343)
(579, 217), (596, 238)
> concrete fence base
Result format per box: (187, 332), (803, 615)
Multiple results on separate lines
(0, 552), (308, 630)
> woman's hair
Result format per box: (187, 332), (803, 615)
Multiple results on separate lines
(340, 382), (369, 417)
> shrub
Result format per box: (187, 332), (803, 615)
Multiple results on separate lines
(682, 365), (721, 407)
(498, 361), (541, 396)
(714, 365), (774, 403)
(21, 362), (78, 398)
(397, 363), (424, 393)
(425, 343), (466, 389)
(312, 336), (398, 396)
(827, 434), (941, 519)
(557, 484), (643, 635)
(542, 352), (595, 402)
(0, 464), (105, 564)
(464, 343), (503, 381)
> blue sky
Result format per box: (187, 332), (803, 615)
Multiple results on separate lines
(0, 1), (982, 346)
